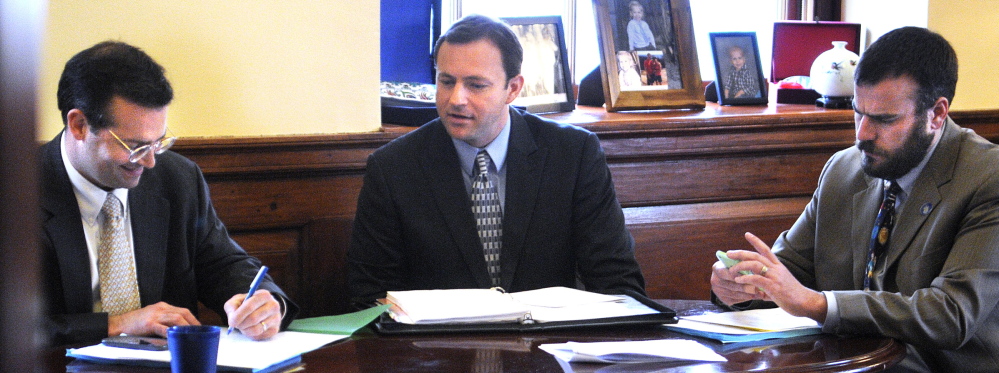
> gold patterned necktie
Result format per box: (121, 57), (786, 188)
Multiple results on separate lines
(471, 150), (503, 287)
(98, 193), (142, 315)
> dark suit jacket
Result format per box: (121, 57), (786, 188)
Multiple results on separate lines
(772, 118), (999, 371)
(348, 108), (645, 304)
(41, 134), (298, 345)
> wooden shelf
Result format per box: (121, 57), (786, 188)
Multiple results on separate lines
(169, 105), (999, 312)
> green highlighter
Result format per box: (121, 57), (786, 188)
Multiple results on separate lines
(716, 250), (753, 276)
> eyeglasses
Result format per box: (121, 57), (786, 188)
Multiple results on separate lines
(107, 128), (177, 163)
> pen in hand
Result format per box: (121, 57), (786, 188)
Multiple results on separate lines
(227, 266), (269, 335)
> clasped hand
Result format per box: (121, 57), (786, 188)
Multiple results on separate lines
(709, 232), (827, 322)
(107, 290), (281, 340)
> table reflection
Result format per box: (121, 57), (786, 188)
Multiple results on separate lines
(343, 323), (900, 373)
(50, 300), (903, 372)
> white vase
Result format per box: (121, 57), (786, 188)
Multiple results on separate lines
(809, 41), (859, 98)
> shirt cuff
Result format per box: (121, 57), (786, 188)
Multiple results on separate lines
(277, 295), (288, 321)
(821, 291), (840, 332)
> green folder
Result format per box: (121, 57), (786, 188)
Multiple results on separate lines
(287, 305), (390, 335)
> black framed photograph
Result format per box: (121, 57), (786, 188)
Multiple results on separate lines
(502, 16), (575, 114)
(593, 0), (704, 111)
(709, 32), (768, 105)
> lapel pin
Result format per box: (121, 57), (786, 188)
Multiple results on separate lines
(920, 203), (933, 215)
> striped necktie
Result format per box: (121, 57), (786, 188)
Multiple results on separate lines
(471, 150), (503, 287)
(98, 193), (142, 315)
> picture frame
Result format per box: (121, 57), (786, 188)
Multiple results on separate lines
(593, 0), (704, 112)
(502, 16), (576, 114)
(709, 32), (768, 105)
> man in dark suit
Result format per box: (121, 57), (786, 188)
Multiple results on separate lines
(42, 41), (297, 345)
(711, 27), (999, 372)
(348, 15), (645, 304)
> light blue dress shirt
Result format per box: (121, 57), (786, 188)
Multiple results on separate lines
(452, 116), (512, 211)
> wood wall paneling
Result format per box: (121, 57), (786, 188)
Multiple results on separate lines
(625, 197), (809, 300)
(173, 106), (999, 318)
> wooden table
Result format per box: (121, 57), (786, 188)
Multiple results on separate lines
(47, 300), (905, 372)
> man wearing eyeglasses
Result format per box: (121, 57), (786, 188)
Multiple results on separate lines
(41, 41), (298, 345)
(710, 27), (999, 372)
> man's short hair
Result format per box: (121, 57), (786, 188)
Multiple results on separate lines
(854, 26), (958, 111)
(57, 41), (173, 130)
(433, 14), (523, 82)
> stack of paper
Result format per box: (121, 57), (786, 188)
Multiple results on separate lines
(665, 307), (822, 343)
(387, 288), (533, 324)
(384, 287), (656, 325)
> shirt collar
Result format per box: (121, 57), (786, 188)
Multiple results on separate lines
(60, 131), (130, 225)
(453, 115), (512, 176)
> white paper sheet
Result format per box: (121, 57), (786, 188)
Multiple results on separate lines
(67, 331), (346, 371)
(527, 296), (660, 323)
(509, 286), (625, 308)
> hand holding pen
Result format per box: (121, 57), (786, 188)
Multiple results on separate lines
(223, 266), (282, 340)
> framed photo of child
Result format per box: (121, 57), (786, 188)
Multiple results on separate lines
(709, 32), (768, 106)
(593, 0), (704, 111)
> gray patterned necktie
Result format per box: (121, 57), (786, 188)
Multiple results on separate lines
(98, 193), (142, 315)
(471, 150), (502, 287)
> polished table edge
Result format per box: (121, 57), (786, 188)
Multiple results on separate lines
(303, 299), (906, 372)
(47, 299), (906, 372)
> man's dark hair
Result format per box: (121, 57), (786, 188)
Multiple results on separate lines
(854, 26), (958, 111)
(57, 41), (173, 130)
(433, 14), (523, 82)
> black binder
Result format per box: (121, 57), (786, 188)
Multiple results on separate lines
(373, 289), (677, 335)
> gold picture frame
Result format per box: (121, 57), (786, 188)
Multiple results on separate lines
(593, 0), (704, 111)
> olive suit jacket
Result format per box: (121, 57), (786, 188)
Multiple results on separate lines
(773, 118), (999, 371)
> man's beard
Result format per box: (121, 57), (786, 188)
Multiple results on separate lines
(857, 116), (934, 180)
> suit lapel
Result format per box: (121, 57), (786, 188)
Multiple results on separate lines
(500, 109), (545, 289)
(128, 177), (170, 306)
(881, 119), (959, 276)
(852, 177), (883, 289)
(41, 135), (96, 313)
(421, 123), (494, 288)
(44, 210), (93, 311)
(43, 193), (95, 312)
